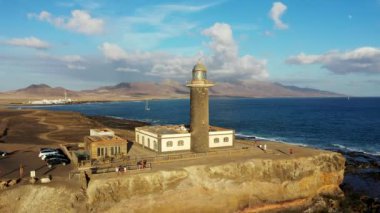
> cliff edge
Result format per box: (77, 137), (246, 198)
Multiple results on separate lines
(87, 151), (345, 212)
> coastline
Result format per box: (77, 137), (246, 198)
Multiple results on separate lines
(2, 95), (364, 107)
(89, 114), (380, 201)
(1, 108), (379, 211)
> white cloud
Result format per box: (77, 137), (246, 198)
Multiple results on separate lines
(156, 3), (217, 13)
(115, 67), (140, 73)
(286, 47), (380, 74)
(99, 22), (268, 81)
(4, 37), (50, 49)
(99, 42), (195, 78)
(269, 2), (288, 30)
(62, 55), (84, 63)
(28, 10), (104, 35)
(99, 42), (128, 61)
(61, 55), (86, 70)
(116, 3), (215, 49)
(263, 30), (274, 37)
(39, 54), (87, 70)
(202, 23), (268, 80)
(67, 64), (86, 70)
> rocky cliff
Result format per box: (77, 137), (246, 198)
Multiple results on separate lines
(86, 152), (345, 212)
(0, 151), (345, 212)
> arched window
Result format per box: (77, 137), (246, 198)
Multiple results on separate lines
(142, 136), (145, 144)
(178, 140), (184, 146)
(214, 138), (219, 143)
(148, 138), (150, 147)
(167, 141), (173, 147)
(223, 137), (229, 142)
(154, 141), (158, 150)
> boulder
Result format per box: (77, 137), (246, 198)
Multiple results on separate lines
(8, 179), (18, 186)
(40, 177), (51, 184)
(29, 177), (38, 184)
(0, 181), (8, 189)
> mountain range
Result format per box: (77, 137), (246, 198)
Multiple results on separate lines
(0, 80), (342, 102)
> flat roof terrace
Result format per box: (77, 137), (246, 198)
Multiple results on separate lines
(85, 135), (126, 143)
(137, 125), (233, 135)
(91, 128), (114, 133)
(137, 125), (190, 135)
(209, 126), (233, 132)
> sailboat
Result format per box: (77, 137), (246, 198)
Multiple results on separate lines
(145, 100), (150, 111)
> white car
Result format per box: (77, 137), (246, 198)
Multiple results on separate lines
(41, 153), (66, 160)
(0, 151), (7, 156)
(38, 149), (59, 158)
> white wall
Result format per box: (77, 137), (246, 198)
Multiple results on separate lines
(209, 131), (234, 148)
(161, 136), (191, 152)
(90, 129), (115, 137)
(136, 128), (233, 152)
(136, 131), (159, 151)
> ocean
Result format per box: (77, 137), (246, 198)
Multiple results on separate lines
(24, 97), (380, 155)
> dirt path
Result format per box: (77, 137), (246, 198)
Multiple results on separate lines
(22, 111), (66, 144)
(0, 114), (17, 140)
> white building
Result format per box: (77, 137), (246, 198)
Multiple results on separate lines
(28, 90), (73, 105)
(28, 98), (73, 105)
(135, 125), (234, 153)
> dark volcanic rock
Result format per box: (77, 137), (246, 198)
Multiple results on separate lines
(327, 148), (380, 212)
(87, 116), (149, 130)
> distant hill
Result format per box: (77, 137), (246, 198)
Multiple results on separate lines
(0, 81), (342, 102)
(209, 81), (340, 98)
(0, 84), (79, 100)
(82, 81), (189, 99)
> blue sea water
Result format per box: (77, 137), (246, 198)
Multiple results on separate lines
(24, 97), (380, 155)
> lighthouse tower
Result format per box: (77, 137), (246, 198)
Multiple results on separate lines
(187, 62), (214, 153)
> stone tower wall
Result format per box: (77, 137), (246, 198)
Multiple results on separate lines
(190, 87), (209, 153)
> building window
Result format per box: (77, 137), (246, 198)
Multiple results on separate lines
(142, 136), (145, 145)
(223, 137), (229, 142)
(148, 138), (150, 147)
(137, 135), (139, 143)
(97, 147), (105, 157)
(167, 141), (173, 147)
(117, 146), (120, 154)
(111, 147), (114, 155)
(214, 138), (219, 143)
(154, 141), (158, 150)
(178, 140), (184, 146)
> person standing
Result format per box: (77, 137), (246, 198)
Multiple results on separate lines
(19, 163), (24, 179)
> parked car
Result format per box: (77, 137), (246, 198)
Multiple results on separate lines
(38, 149), (62, 158)
(0, 150), (8, 157)
(43, 154), (68, 161)
(46, 158), (70, 168)
(40, 147), (57, 152)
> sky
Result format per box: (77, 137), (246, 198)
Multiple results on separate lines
(0, 0), (379, 96)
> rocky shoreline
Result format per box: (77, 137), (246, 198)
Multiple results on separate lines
(332, 149), (380, 211)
